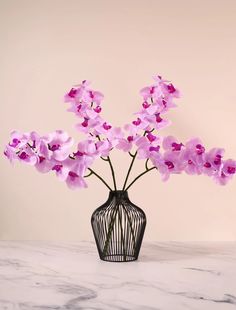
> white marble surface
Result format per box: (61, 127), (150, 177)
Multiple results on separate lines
(0, 241), (236, 310)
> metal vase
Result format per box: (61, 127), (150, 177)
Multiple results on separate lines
(91, 190), (146, 262)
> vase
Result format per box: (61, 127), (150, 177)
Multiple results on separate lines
(91, 190), (146, 262)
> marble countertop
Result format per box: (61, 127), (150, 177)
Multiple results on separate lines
(0, 241), (236, 310)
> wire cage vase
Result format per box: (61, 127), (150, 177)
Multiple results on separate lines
(91, 190), (146, 262)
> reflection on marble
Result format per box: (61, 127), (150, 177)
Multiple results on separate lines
(0, 241), (236, 309)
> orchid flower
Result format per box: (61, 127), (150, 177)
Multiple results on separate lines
(4, 75), (236, 191)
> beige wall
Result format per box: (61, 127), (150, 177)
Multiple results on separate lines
(1, 0), (236, 241)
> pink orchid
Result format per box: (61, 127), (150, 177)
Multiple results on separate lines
(179, 148), (203, 175)
(42, 130), (74, 161)
(35, 156), (54, 173)
(4, 75), (235, 191)
(65, 171), (87, 190)
(163, 83), (180, 98)
(7, 131), (31, 149)
(215, 159), (236, 185)
(51, 162), (69, 181)
(154, 151), (182, 181)
(94, 121), (113, 135)
(185, 138), (206, 156)
(105, 127), (123, 147)
(163, 136), (184, 152)
(116, 138), (133, 152)
(135, 135), (161, 159)
(5, 131), (40, 165)
(4, 145), (18, 163)
(64, 80), (104, 105)
(95, 139), (113, 157)
(200, 148), (225, 177)
(17, 148), (38, 166)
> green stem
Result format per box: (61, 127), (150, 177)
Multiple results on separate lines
(88, 168), (112, 191)
(125, 167), (156, 191)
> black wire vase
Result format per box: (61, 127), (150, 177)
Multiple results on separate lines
(91, 190), (146, 262)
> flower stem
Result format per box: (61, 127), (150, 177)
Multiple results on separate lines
(84, 170), (93, 178)
(107, 156), (117, 191)
(97, 135), (117, 190)
(122, 130), (152, 191)
(88, 168), (112, 191)
(145, 158), (149, 171)
(122, 151), (137, 190)
(125, 167), (156, 191)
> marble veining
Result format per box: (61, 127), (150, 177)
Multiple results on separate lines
(0, 241), (236, 310)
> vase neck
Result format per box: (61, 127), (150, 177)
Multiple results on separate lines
(108, 190), (129, 201)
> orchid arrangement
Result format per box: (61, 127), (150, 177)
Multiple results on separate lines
(4, 75), (236, 191)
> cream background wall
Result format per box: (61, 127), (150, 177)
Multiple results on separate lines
(1, 0), (236, 241)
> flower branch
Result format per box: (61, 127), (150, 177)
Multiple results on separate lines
(125, 167), (157, 191)
(4, 75), (236, 191)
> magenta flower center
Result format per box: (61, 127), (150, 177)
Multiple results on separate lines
(50, 144), (60, 151)
(162, 100), (167, 108)
(150, 86), (155, 94)
(52, 164), (63, 172)
(165, 161), (174, 169)
(103, 122), (112, 130)
(39, 156), (45, 163)
(68, 171), (79, 180)
(147, 133), (156, 142)
(32, 140), (36, 148)
(19, 152), (29, 160)
(155, 113), (162, 123)
(132, 118), (141, 126)
(94, 106), (102, 113)
(149, 146), (160, 152)
(167, 84), (176, 93)
(74, 150), (84, 157)
(204, 162), (211, 168)
(89, 91), (94, 99)
(142, 101), (151, 109)
(127, 136), (134, 142)
(214, 154), (222, 165)
(172, 142), (183, 151)
(196, 144), (205, 155)
(81, 118), (89, 127)
(9, 138), (20, 148)
(77, 104), (82, 112)
(68, 88), (77, 98)
(227, 166), (236, 174)
(221, 172), (227, 178)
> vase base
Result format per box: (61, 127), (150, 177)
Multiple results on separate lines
(100, 254), (137, 262)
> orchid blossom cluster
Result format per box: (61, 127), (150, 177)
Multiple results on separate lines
(4, 76), (236, 191)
